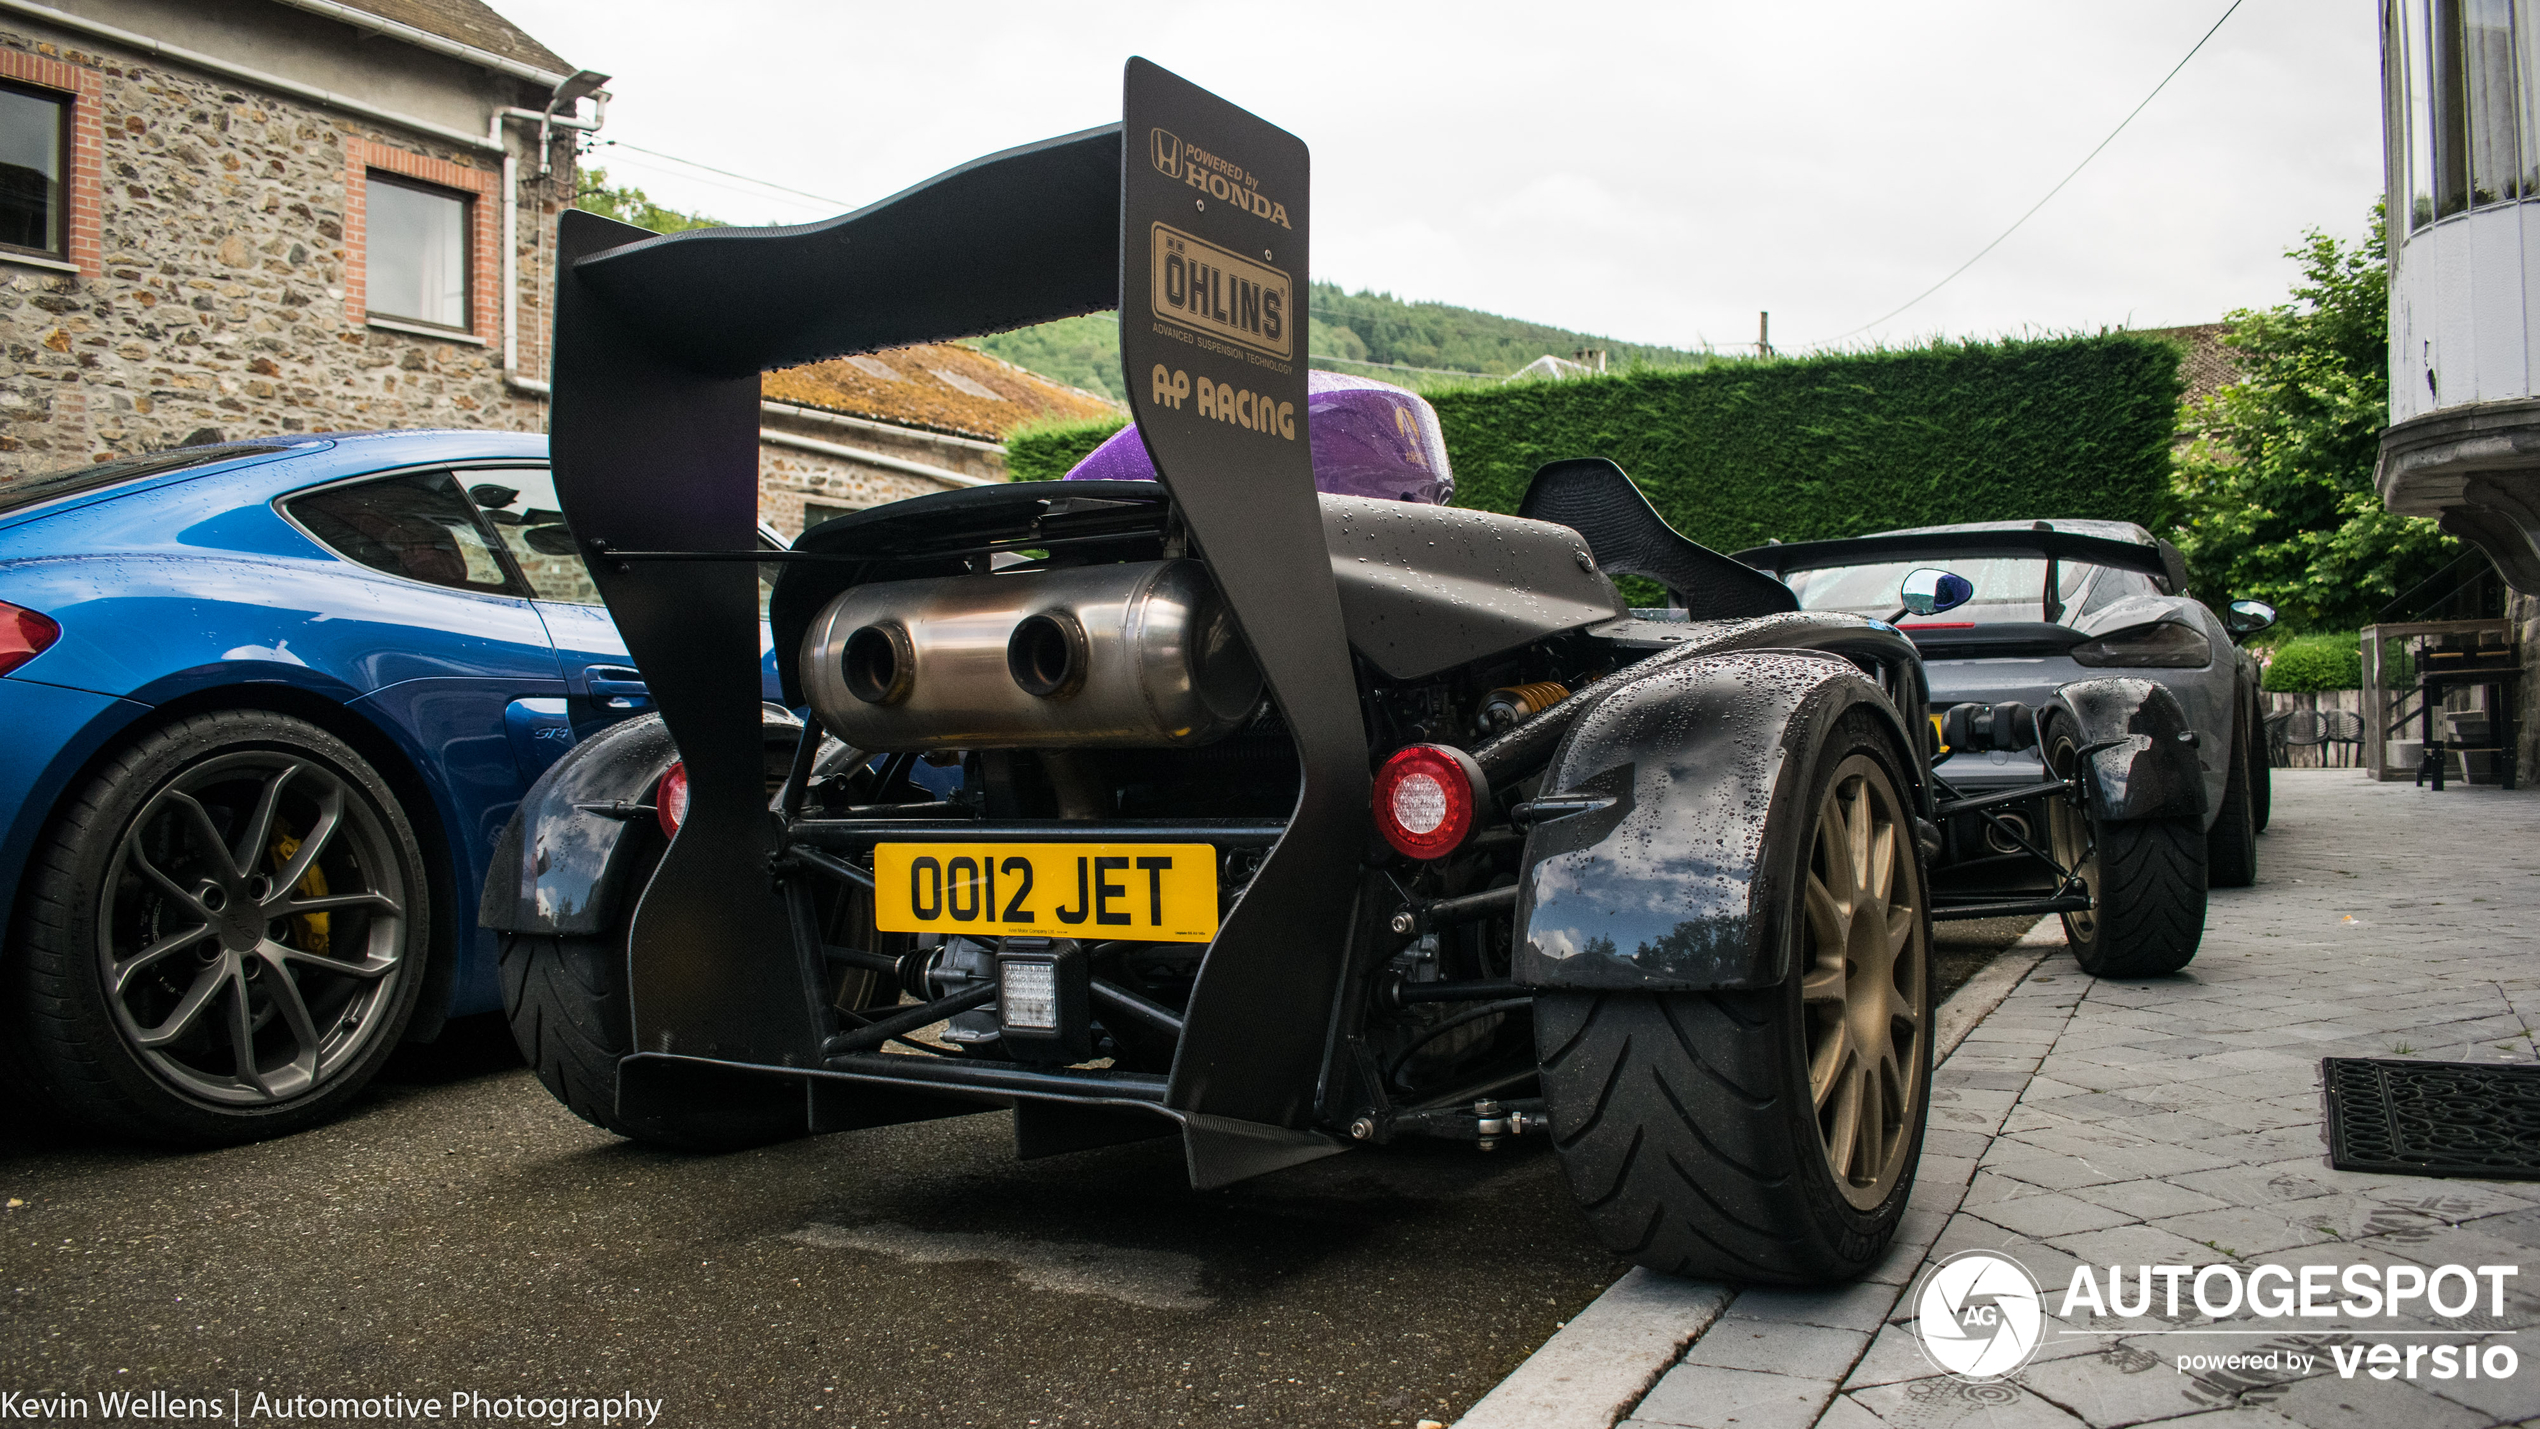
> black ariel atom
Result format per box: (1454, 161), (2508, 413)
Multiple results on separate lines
(481, 62), (2205, 1282)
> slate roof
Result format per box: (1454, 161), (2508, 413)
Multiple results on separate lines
(319, 0), (571, 77)
(764, 344), (1120, 443)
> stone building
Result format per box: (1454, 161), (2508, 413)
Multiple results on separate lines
(0, 0), (598, 463)
(0, 0), (1117, 531)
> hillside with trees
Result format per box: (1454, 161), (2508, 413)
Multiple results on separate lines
(972, 287), (1720, 403)
(969, 315), (1125, 404)
(1304, 283), (1715, 379)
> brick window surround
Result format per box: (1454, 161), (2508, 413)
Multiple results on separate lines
(342, 137), (497, 342)
(0, 49), (101, 275)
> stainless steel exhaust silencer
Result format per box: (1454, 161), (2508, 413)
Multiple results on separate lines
(801, 559), (1263, 750)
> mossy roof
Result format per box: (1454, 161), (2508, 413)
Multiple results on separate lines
(763, 343), (1120, 443)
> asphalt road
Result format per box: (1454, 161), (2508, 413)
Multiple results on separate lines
(2, 1017), (1623, 1429)
(1932, 914), (2044, 1005)
(0, 918), (2038, 1429)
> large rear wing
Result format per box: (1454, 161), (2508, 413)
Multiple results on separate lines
(1735, 528), (2189, 592)
(546, 61), (1369, 1168)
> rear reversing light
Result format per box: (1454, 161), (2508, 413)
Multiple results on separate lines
(0, 601), (58, 677)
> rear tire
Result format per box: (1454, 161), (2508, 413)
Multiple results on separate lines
(3, 711), (430, 1145)
(2046, 729), (2207, 977)
(499, 838), (803, 1152)
(1536, 708), (1931, 1283)
(2207, 708), (2258, 889)
(2250, 694), (2273, 834)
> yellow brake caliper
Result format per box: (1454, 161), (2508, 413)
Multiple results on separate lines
(267, 832), (331, 956)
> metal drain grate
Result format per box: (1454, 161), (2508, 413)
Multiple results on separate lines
(2324, 1058), (2540, 1179)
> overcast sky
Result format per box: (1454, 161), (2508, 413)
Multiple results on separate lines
(497, 0), (2382, 358)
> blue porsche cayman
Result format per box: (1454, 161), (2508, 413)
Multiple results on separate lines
(0, 431), (778, 1143)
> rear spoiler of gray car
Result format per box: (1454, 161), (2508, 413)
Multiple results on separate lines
(1734, 529), (2190, 593)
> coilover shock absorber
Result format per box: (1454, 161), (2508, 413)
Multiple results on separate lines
(1474, 681), (1571, 737)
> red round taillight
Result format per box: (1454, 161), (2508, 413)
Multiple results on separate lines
(655, 761), (690, 839)
(1372, 744), (1488, 861)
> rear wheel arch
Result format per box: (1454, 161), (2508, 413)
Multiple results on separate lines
(1536, 702), (1933, 1281)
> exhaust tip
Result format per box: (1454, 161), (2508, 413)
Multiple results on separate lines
(1008, 611), (1088, 699)
(843, 621), (915, 705)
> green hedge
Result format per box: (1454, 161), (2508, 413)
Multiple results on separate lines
(2261, 633), (2364, 692)
(1005, 415), (1129, 483)
(1426, 333), (2185, 550)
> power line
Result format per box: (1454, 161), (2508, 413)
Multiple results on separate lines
(583, 151), (832, 219)
(587, 138), (854, 210)
(1806, 0), (2245, 349)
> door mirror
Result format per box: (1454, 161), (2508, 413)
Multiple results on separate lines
(1899, 567), (1974, 617)
(523, 524), (579, 556)
(2224, 599), (2277, 638)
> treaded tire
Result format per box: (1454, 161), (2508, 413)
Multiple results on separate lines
(2252, 752), (2272, 834)
(2207, 705), (2258, 889)
(499, 839), (802, 1152)
(1, 710), (431, 1144)
(2066, 818), (2207, 977)
(2250, 692), (2273, 834)
(1534, 709), (1931, 1284)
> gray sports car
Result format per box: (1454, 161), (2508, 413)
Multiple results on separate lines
(1740, 520), (2277, 968)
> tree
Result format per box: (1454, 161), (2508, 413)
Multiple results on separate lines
(969, 314), (1126, 403)
(573, 168), (722, 235)
(2170, 205), (2459, 630)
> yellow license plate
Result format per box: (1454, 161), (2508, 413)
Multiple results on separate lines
(871, 843), (1220, 942)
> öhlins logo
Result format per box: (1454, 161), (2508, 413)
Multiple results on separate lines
(1150, 127), (1292, 229)
(1151, 224), (1290, 361)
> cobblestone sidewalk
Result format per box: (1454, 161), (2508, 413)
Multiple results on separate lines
(1623, 771), (2540, 1429)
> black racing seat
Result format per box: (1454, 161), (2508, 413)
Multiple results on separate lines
(1516, 457), (1798, 620)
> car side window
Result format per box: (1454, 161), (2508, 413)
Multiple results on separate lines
(2058, 560), (2090, 604)
(287, 471), (518, 596)
(465, 466), (781, 618)
(2080, 565), (2158, 616)
(466, 467), (603, 606)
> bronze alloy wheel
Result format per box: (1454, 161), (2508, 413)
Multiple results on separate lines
(101, 751), (412, 1106)
(1798, 754), (1927, 1211)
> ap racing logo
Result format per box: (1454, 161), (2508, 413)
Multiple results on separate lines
(1914, 1251), (2044, 1380)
